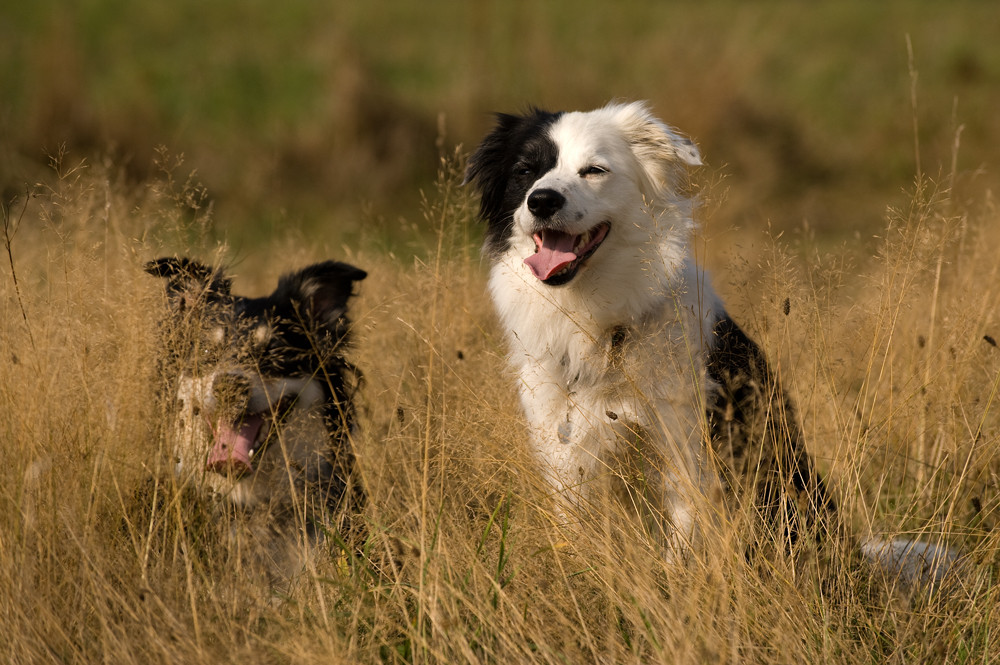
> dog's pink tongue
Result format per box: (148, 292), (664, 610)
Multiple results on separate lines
(524, 230), (577, 280)
(206, 415), (263, 475)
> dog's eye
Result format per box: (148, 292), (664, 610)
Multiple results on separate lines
(513, 162), (535, 178)
(580, 165), (609, 177)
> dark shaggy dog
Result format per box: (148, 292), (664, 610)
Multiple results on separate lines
(145, 257), (367, 583)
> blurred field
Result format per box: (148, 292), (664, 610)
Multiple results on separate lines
(3, 1), (1000, 252)
(3, 1), (1000, 663)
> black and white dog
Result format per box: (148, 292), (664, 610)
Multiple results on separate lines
(146, 257), (367, 580)
(465, 101), (957, 578)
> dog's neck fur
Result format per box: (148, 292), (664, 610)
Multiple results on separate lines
(489, 231), (722, 392)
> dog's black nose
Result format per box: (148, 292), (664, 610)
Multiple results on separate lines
(213, 373), (251, 410)
(527, 188), (565, 219)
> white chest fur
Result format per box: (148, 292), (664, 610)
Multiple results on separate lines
(489, 252), (723, 543)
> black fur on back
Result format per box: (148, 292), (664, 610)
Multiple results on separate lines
(705, 315), (836, 548)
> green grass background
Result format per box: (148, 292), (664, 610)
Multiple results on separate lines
(4, 1), (999, 252)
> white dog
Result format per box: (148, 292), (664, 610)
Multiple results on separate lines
(466, 101), (963, 584)
(465, 101), (835, 554)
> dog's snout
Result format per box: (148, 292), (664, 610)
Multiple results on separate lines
(212, 373), (251, 409)
(527, 188), (566, 219)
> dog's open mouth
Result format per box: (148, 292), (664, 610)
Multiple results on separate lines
(204, 398), (294, 476)
(205, 414), (268, 476)
(524, 222), (610, 286)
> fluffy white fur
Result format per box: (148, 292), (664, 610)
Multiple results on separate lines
(485, 102), (724, 546)
(470, 101), (964, 582)
(172, 372), (330, 506)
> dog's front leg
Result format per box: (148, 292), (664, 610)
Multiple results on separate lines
(607, 396), (716, 559)
(532, 422), (605, 508)
(516, 368), (607, 520)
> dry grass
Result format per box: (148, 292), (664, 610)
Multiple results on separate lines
(2, 149), (999, 664)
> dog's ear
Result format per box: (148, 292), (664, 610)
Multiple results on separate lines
(276, 260), (367, 336)
(144, 257), (231, 312)
(463, 112), (523, 225)
(612, 101), (701, 191)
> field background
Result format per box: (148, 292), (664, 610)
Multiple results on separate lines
(2, 1), (1000, 663)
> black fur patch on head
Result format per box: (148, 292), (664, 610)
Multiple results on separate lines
(144, 257), (232, 312)
(238, 261), (367, 379)
(145, 257), (237, 371)
(465, 109), (562, 256)
(147, 257), (366, 385)
(272, 260), (367, 343)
